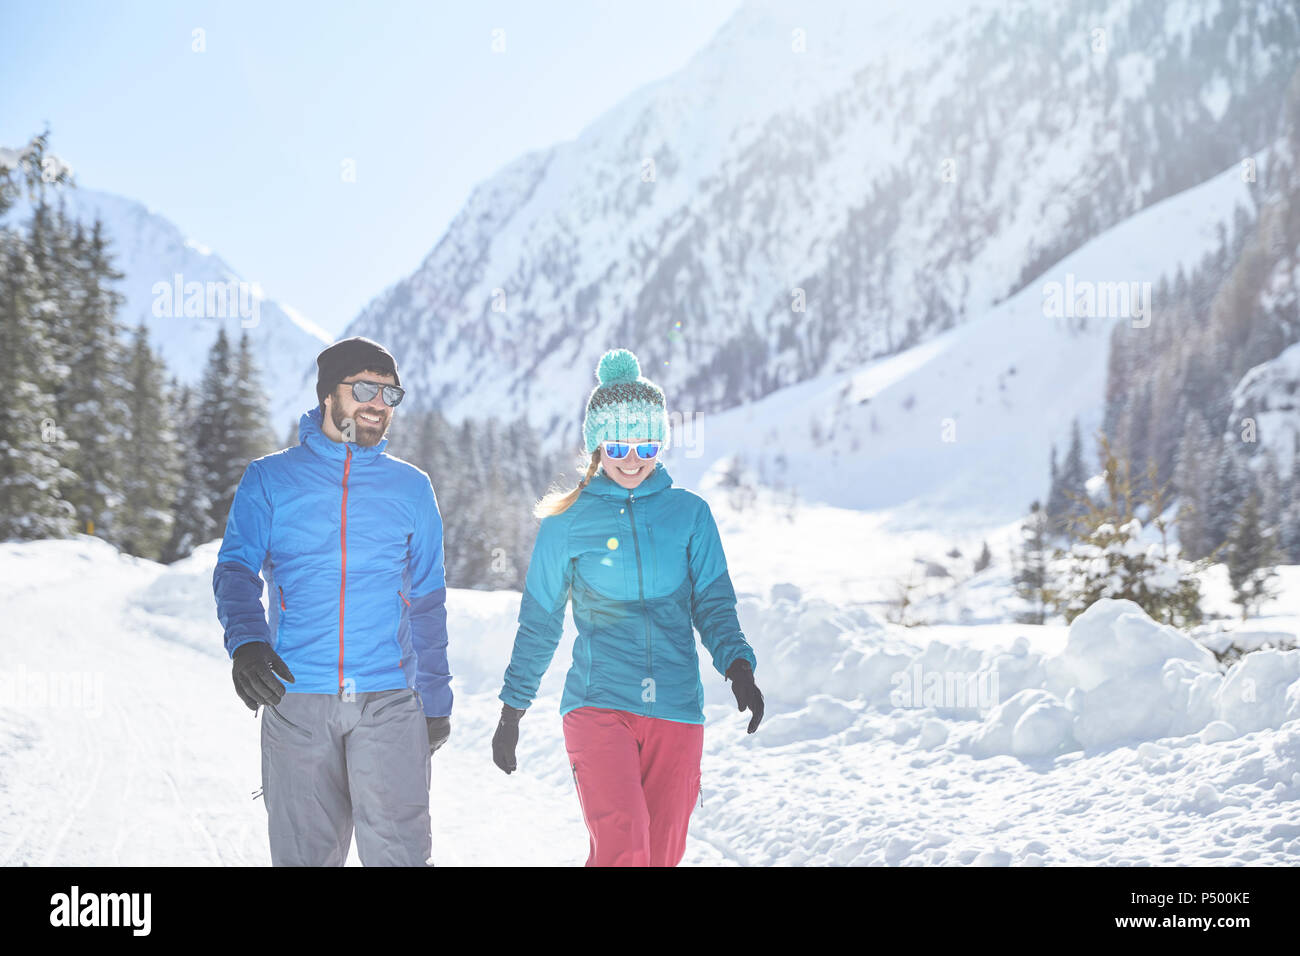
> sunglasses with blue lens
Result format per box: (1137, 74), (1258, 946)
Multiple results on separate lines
(603, 440), (662, 460)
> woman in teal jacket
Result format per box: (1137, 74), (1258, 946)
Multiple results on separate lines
(493, 348), (764, 866)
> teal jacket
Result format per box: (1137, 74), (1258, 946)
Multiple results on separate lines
(499, 461), (757, 724)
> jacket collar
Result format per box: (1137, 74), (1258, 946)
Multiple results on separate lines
(585, 460), (673, 499)
(299, 405), (389, 464)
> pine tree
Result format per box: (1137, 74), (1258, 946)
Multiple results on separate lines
(1206, 443), (1248, 552)
(1225, 490), (1282, 620)
(1044, 443), (1066, 535)
(417, 409), (453, 485)
(0, 129), (74, 218)
(1281, 446), (1300, 562)
(163, 327), (249, 561)
(228, 330), (276, 471)
(1052, 434), (1204, 627)
(1173, 412), (1215, 560)
(443, 418), (483, 587)
(973, 540), (992, 573)
(466, 418), (508, 586)
(1253, 448), (1284, 535)
(57, 218), (130, 538)
(1013, 500), (1051, 624)
(0, 136), (85, 539)
(195, 328), (241, 532)
(478, 459), (515, 590)
(1055, 418), (1089, 538)
(0, 228), (77, 538)
(117, 324), (183, 559)
(162, 384), (215, 562)
(25, 199), (73, 372)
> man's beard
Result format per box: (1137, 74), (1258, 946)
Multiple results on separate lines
(330, 401), (387, 446)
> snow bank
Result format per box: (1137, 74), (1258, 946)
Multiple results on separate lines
(1017, 600), (1299, 750)
(734, 588), (1300, 760)
(959, 600), (1300, 754)
(1040, 599), (1223, 749)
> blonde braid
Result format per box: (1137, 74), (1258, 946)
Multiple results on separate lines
(535, 448), (602, 518)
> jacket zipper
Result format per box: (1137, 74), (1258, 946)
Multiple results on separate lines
(339, 446), (352, 696)
(278, 585), (285, 610)
(396, 590), (410, 668)
(626, 490), (653, 715)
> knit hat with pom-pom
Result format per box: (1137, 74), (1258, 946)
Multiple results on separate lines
(582, 348), (670, 453)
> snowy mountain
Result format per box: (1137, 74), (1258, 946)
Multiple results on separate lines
(315, 0), (1300, 461)
(2, 187), (330, 431)
(668, 142), (1270, 534)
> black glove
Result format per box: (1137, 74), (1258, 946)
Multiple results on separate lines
(492, 703), (526, 774)
(232, 641), (295, 711)
(725, 658), (764, 734)
(427, 716), (450, 755)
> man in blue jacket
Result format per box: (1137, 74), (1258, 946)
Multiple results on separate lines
(213, 336), (451, 867)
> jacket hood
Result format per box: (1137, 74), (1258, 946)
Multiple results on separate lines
(299, 405), (389, 464)
(585, 460), (673, 499)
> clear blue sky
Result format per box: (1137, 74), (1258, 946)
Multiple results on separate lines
(1, 0), (740, 336)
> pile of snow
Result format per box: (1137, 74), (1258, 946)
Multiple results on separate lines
(1037, 599), (1222, 749)
(734, 589), (1300, 761)
(1025, 599), (1298, 751)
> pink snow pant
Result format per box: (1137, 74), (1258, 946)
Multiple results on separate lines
(562, 706), (704, 867)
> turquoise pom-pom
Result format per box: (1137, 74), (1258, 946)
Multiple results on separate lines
(597, 348), (641, 385)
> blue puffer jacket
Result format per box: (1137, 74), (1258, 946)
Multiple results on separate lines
(500, 461), (756, 724)
(212, 406), (451, 717)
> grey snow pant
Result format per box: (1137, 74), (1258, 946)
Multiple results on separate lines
(260, 687), (432, 866)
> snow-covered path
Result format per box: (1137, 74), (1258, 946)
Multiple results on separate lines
(1, 536), (1297, 866)
(0, 538), (731, 866)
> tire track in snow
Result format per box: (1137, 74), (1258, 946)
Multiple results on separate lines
(115, 699), (223, 865)
(39, 720), (107, 866)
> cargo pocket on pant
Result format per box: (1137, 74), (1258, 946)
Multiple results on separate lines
(372, 688), (417, 720)
(266, 703), (312, 738)
(260, 701), (313, 821)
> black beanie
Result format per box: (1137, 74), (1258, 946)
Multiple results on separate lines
(315, 337), (401, 406)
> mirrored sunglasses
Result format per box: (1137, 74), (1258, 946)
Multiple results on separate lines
(348, 380), (405, 407)
(603, 440), (661, 460)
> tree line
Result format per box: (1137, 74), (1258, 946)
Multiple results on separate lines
(1, 131), (571, 590)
